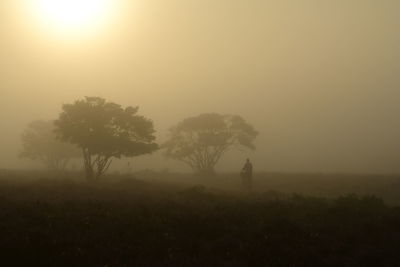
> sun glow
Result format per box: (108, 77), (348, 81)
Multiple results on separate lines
(30, 0), (116, 37)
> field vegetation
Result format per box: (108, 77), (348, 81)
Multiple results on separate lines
(0, 170), (399, 266)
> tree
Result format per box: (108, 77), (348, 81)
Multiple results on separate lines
(20, 120), (80, 171)
(163, 113), (258, 175)
(55, 97), (158, 181)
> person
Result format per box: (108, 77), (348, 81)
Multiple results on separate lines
(241, 158), (253, 191)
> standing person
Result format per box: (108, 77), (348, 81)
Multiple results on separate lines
(241, 158), (253, 191)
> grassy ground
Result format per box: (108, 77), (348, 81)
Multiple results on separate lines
(0, 170), (399, 266)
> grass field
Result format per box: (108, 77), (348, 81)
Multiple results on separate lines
(0, 170), (399, 266)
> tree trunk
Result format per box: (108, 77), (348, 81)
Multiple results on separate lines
(82, 149), (95, 181)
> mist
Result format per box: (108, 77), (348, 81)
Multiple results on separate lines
(3, 1), (400, 266)
(1, 0), (400, 173)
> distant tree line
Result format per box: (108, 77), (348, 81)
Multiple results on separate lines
(19, 121), (80, 171)
(20, 96), (258, 180)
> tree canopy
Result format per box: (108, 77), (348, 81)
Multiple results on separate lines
(55, 97), (158, 180)
(20, 120), (80, 170)
(163, 113), (258, 175)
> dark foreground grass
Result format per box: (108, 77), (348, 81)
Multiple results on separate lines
(0, 171), (399, 266)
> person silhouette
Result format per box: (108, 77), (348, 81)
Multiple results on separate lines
(241, 158), (253, 191)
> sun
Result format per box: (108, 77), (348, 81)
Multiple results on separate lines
(30, 0), (116, 36)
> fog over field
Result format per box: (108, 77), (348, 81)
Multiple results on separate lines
(2, 2), (400, 266)
(1, 0), (400, 173)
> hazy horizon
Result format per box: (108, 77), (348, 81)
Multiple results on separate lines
(1, 0), (400, 174)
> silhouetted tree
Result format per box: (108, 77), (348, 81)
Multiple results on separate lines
(163, 113), (258, 175)
(20, 120), (80, 171)
(55, 97), (158, 180)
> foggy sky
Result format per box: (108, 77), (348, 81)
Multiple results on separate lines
(1, 0), (400, 173)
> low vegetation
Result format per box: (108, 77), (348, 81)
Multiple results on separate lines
(0, 170), (399, 266)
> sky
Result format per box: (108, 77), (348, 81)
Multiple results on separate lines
(1, 0), (400, 173)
